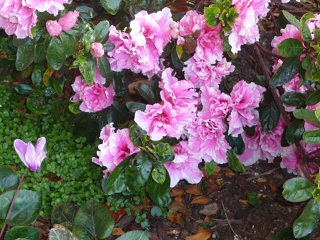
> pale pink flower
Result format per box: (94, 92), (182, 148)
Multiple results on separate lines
(22, 0), (71, 16)
(90, 42), (105, 58)
(159, 68), (198, 111)
(164, 141), (203, 187)
(170, 21), (179, 39)
(228, 80), (265, 136)
(14, 137), (47, 171)
(58, 10), (79, 31)
(178, 10), (205, 44)
(0, 0), (37, 39)
(70, 75), (86, 102)
(92, 123), (140, 172)
(134, 101), (194, 141)
(46, 20), (62, 36)
(186, 117), (230, 163)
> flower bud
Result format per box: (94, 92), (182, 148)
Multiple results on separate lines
(90, 42), (105, 58)
(46, 20), (62, 36)
(58, 11), (79, 31)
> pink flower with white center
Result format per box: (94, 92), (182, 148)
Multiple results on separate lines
(199, 86), (232, 120)
(164, 141), (203, 187)
(229, 0), (271, 53)
(228, 80), (265, 136)
(79, 83), (115, 113)
(134, 101), (194, 141)
(159, 68), (198, 111)
(90, 42), (105, 59)
(178, 10), (205, 44)
(14, 137), (47, 171)
(92, 123), (140, 172)
(46, 20), (62, 36)
(0, 0), (37, 39)
(58, 10), (79, 31)
(186, 117), (230, 163)
(196, 24), (223, 64)
(22, 0), (71, 16)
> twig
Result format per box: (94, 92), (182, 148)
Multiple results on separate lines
(221, 200), (244, 240)
(246, 167), (280, 181)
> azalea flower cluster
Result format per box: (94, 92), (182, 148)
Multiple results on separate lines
(0, 0), (71, 39)
(91, 1), (277, 187)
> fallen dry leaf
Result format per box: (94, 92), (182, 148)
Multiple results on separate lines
(186, 228), (212, 240)
(169, 199), (187, 213)
(240, 199), (249, 205)
(167, 211), (183, 226)
(191, 196), (212, 205)
(269, 182), (279, 194)
(199, 202), (219, 216)
(171, 187), (185, 197)
(256, 177), (267, 183)
(112, 228), (125, 236)
(185, 184), (203, 195)
(225, 171), (235, 178)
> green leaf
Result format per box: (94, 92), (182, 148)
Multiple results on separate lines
(278, 38), (304, 57)
(98, 55), (111, 79)
(52, 77), (66, 96)
(225, 134), (245, 155)
(117, 230), (151, 240)
(0, 189), (42, 226)
(247, 192), (259, 206)
(293, 199), (320, 238)
(47, 37), (66, 70)
(283, 10), (300, 28)
(303, 129), (320, 144)
(103, 156), (132, 195)
(151, 142), (174, 162)
(60, 32), (77, 57)
(100, 0), (122, 15)
(147, 168), (171, 207)
(14, 84), (33, 95)
(126, 101), (146, 113)
(76, 6), (97, 21)
(34, 38), (50, 63)
(227, 150), (245, 172)
(306, 90), (320, 105)
(49, 224), (78, 240)
(285, 119), (305, 144)
(282, 177), (314, 202)
(0, 167), (18, 195)
(73, 200), (114, 239)
(26, 94), (49, 115)
(281, 92), (306, 106)
(129, 123), (148, 148)
(4, 226), (40, 240)
(138, 83), (156, 104)
(204, 5), (221, 27)
(93, 20), (110, 43)
(51, 203), (78, 230)
(259, 90), (280, 132)
(316, 107), (320, 121)
(15, 39), (36, 71)
(300, 13), (315, 42)
(271, 226), (312, 240)
(293, 109), (320, 126)
(270, 57), (300, 88)
(151, 163), (167, 184)
(204, 161), (217, 175)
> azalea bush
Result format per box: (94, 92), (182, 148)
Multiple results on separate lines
(1, 0), (320, 238)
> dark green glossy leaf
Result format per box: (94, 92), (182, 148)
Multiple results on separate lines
(138, 83), (156, 104)
(303, 129), (320, 144)
(151, 163), (167, 184)
(225, 134), (245, 155)
(93, 20), (110, 43)
(0, 167), (18, 195)
(47, 37), (66, 70)
(117, 230), (151, 240)
(104, 42), (115, 52)
(285, 119), (305, 144)
(293, 109), (320, 126)
(204, 5), (221, 27)
(282, 177), (314, 202)
(52, 77), (66, 96)
(281, 92), (306, 106)
(306, 90), (320, 105)
(34, 38), (50, 63)
(147, 168), (171, 207)
(151, 206), (162, 217)
(126, 101), (146, 113)
(300, 13), (315, 42)
(283, 10), (300, 28)
(76, 6), (97, 21)
(49, 224), (78, 240)
(0, 190), (42, 226)
(227, 150), (245, 172)
(51, 203), (78, 230)
(151, 142), (174, 162)
(60, 32), (77, 57)
(15, 84), (33, 95)
(278, 38), (304, 57)
(171, 46), (184, 71)
(293, 199), (320, 238)
(204, 161), (217, 175)
(31, 65), (45, 86)
(4, 226), (39, 240)
(271, 226), (312, 240)
(100, 0), (122, 15)
(15, 39), (36, 71)
(270, 57), (300, 88)
(98, 55), (111, 79)
(103, 156), (132, 195)
(129, 123), (146, 148)
(259, 90), (280, 132)
(73, 200), (114, 239)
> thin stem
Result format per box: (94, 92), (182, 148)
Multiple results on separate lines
(0, 168), (28, 240)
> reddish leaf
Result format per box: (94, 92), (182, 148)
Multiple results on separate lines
(190, 196), (212, 205)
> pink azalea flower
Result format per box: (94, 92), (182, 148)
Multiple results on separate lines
(22, 0), (71, 16)
(14, 137), (47, 171)
(186, 117), (230, 163)
(159, 68), (198, 111)
(46, 20), (62, 36)
(178, 10), (205, 44)
(134, 101), (194, 141)
(70, 75), (87, 102)
(58, 10), (79, 31)
(92, 123), (140, 172)
(0, 0), (37, 39)
(228, 80), (265, 136)
(90, 42), (105, 59)
(164, 141), (203, 187)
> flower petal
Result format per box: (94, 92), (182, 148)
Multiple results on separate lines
(13, 139), (27, 165)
